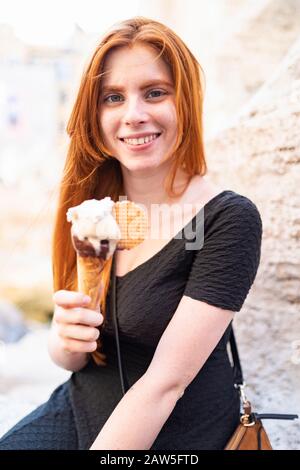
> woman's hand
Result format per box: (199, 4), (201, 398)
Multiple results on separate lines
(52, 290), (104, 354)
(48, 290), (104, 371)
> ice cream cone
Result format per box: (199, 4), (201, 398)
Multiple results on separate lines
(77, 255), (105, 310)
(66, 197), (148, 366)
(76, 254), (108, 365)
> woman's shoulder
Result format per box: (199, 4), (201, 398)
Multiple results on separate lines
(199, 176), (259, 211)
(205, 190), (263, 244)
(188, 177), (263, 243)
(189, 175), (260, 216)
(179, 175), (263, 244)
(215, 189), (262, 223)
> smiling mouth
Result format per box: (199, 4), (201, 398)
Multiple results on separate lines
(119, 133), (161, 146)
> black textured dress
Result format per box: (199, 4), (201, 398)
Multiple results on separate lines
(0, 190), (263, 450)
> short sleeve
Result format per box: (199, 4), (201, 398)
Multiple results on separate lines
(183, 195), (263, 312)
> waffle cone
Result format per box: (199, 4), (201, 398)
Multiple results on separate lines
(77, 255), (105, 310)
(113, 200), (148, 250)
(77, 255), (107, 365)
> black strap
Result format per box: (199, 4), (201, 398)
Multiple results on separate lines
(254, 413), (298, 420)
(111, 253), (130, 394)
(229, 325), (244, 386)
(110, 251), (243, 395)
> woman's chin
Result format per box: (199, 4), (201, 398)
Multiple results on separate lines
(120, 159), (161, 173)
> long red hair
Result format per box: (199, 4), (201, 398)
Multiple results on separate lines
(52, 16), (207, 366)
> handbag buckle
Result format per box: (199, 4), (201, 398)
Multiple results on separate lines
(240, 412), (256, 427)
(235, 382), (256, 427)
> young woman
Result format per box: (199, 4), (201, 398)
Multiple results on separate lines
(0, 17), (262, 450)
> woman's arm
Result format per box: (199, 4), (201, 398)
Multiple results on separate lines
(90, 295), (234, 450)
(90, 373), (181, 450)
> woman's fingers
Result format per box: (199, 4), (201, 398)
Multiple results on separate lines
(53, 290), (91, 308)
(51, 290), (105, 356)
(61, 338), (98, 354)
(57, 323), (100, 342)
(54, 306), (103, 327)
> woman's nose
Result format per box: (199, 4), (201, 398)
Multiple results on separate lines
(121, 97), (148, 125)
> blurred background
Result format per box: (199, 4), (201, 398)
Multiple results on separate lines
(0, 0), (299, 448)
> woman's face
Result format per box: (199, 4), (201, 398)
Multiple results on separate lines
(99, 43), (177, 174)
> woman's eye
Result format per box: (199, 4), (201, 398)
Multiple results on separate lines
(104, 94), (122, 103)
(148, 89), (166, 98)
(103, 90), (166, 103)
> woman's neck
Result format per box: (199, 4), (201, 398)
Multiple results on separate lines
(121, 166), (191, 213)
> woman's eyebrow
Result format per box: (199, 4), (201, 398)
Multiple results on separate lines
(101, 79), (173, 93)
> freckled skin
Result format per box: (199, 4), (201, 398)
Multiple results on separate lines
(99, 43), (178, 175)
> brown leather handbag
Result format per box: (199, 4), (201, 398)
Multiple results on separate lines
(225, 409), (272, 450)
(224, 389), (273, 450)
(109, 254), (298, 450)
(224, 331), (298, 450)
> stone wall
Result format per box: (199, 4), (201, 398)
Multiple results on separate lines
(205, 34), (300, 450)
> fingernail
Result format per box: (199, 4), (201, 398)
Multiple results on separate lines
(83, 295), (91, 303)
